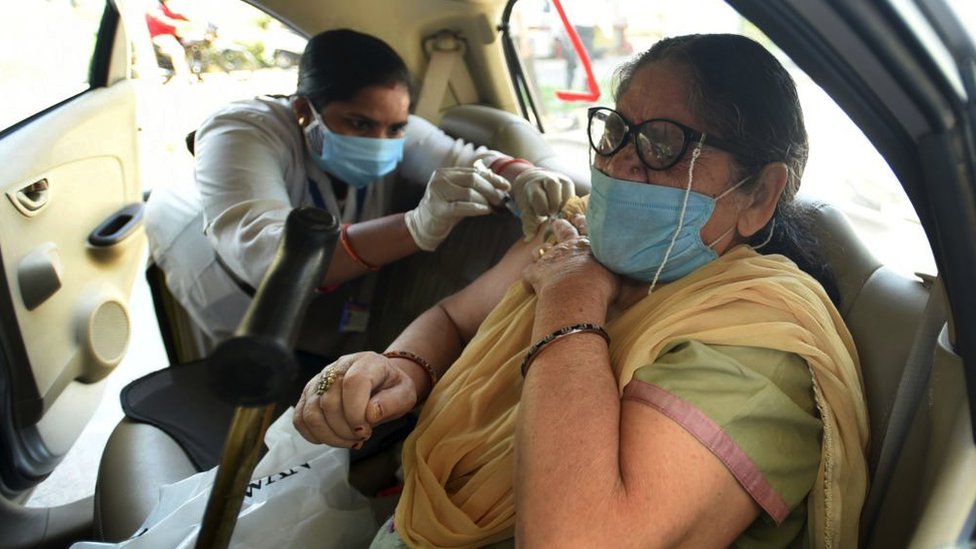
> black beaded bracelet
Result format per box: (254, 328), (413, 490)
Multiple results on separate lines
(520, 323), (611, 377)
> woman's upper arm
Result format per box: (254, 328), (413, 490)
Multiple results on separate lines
(439, 226), (542, 342)
(613, 400), (761, 547)
(195, 109), (296, 214)
(612, 343), (820, 545)
(194, 110), (297, 285)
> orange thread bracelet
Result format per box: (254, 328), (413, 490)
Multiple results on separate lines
(340, 224), (380, 272)
(490, 157), (532, 174)
(383, 350), (439, 387)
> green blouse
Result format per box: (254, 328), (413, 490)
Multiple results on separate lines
(625, 339), (822, 548)
(372, 340), (822, 549)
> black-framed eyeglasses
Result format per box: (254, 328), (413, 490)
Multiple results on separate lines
(587, 107), (752, 171)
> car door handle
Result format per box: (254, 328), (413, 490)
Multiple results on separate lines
(7, 178), (50, 215)
(88, 202), (144, 247)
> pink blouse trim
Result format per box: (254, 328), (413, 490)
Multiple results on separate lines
(622, 379), (791, 524)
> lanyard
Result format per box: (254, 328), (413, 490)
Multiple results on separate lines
(307, 179), (367, 221)
(306, 178), (376, 334)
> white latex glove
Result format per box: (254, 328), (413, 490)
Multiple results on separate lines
(512, 166), (576, 241)
(405, 166), (511, 251)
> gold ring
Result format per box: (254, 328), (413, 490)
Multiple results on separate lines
(537, 247), (546, 259)
(315, 367), (342, 396)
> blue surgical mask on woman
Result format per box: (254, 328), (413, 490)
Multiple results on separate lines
(302, 104), (406, 189)
(586, 164), (746, 284)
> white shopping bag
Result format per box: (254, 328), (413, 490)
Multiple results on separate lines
(72, 408), (378, 549)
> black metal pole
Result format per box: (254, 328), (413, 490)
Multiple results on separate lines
(195, 207), (339, 549)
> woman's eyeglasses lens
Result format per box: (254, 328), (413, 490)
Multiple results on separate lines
(588, 108), (688, 170)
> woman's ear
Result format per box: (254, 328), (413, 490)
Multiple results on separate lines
(292, 97), (313, 128)
(737, 162), (788, 238)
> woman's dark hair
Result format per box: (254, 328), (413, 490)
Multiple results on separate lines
(296, 29), (416, 110)
(613, 34), (839, 305)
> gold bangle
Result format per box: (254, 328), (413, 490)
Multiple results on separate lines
(383, 350), (438, 387)
(521, 323), (610, 377)
(340, 224), (380, 272)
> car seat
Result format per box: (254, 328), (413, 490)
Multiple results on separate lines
(797, 198), (970, 548)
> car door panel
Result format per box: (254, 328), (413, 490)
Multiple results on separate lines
(0, 23), (143, 496)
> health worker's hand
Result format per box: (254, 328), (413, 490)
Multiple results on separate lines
(512, 167), (575, 241)
(293, 352), (419, 448)
(405, 167), (511, 251)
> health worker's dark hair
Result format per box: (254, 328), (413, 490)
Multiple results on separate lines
(297, 28), (416, 110)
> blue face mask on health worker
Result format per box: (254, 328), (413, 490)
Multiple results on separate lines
(302, 105), (406, 189)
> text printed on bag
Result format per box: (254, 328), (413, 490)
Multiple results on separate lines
(244, 463), (311, 498)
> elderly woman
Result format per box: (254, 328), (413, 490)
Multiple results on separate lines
(294, 33), (869, 548)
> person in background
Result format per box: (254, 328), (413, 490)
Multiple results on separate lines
(295, 33), (869, 548)
(145, 0), (194, 83)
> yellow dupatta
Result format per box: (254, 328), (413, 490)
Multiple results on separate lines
(394, 245), (869, 549)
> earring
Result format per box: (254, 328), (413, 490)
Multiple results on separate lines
(295, 97), (316, 127)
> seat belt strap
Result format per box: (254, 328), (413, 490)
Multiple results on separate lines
(859, 276), (946, 546)
(415, 31), (479, 123)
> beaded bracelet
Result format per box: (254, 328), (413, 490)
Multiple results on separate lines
(340, 224), (380, 272)
(383, 350), (439, 387)
(490, 156), (532, 174)
(520, 323), (611, 377)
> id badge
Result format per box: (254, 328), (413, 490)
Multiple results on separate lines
(339, 300), (370, 333)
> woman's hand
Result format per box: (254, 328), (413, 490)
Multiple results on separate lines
(522, 215), (619, 306)
(293, 351), (420, 448)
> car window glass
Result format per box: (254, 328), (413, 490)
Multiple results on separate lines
(511, 0), (937, 278)
(947, 0), (976, 43)
(122, 0), (306, 194)
(0, 0), (106, 132)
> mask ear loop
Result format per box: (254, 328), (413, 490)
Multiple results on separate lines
(300, 97), (328, 156)
(703, 174), (754, 249)
(752, 219), (776, 250)
(648, 135), (705, 294)
(302, 111), (325, 155)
